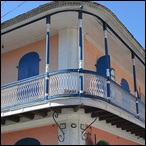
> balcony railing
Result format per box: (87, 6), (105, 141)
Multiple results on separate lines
(1, 74), (46, 110)
(1, 69), (145, 122)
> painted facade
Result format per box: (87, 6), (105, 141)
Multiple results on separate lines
(1, 1), (145, 145)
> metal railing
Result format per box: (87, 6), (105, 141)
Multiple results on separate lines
(110, 81), (137, 116)
(84, 72), (107, 98)
(1, 69), (145, 122)
(1, 74), (46, 110)
(138, 100), (145, 122)
(49, 71), (79, 96)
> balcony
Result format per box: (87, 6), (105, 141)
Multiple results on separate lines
(1, 69), (145, 122)
(1, 69), (145, 139)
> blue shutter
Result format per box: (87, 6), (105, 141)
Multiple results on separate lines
(18, 52), (40, 80)
(17, 52), (40, 101)
(96, 55), (110, 77)
(121, 78), (130, 93)
(15, 137), (41, 145)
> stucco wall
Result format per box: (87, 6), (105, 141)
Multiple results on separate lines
(1, 33), (144, 98)
(1, 34), (58, 85)
(84, 37), (145, 97)
(1, 124), (58, 145)
(86, 126), (139, 145)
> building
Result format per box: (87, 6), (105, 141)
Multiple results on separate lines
(1, 1), (145, 145)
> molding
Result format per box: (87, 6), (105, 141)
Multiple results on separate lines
(2, 97), (145, 127)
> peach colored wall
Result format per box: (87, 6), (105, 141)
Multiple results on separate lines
(1, 124), (58, 145)
(84, 37), (104, 72)
(1, 34), (58, 85)
(111, 57), (145, 97)
(84, 37), (145, 96)
(85, 126), (139, 145)
(110, 61), (134, 94)
(1, 34), (144, 97)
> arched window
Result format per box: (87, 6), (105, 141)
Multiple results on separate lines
(18, 52), (40, 80)
(15, 137), (41, 145)
(17, 52), (40, 101)
(96, 140), (109, 145)
(110, 68), (115, 81)
(121, 78), (130, 93)
(96, 55), (110, 78)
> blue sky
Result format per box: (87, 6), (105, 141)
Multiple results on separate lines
(1, 1), (145, 48)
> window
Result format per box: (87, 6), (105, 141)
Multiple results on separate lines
(96, 55), (110, 78)
(110, 68), (115, 81)
(17, 52), (40, 100)
(121, 78), (130, 93)
(15, 137), (41, 145)
(96, 140), (109, 145)
(18, 52), (40, 80)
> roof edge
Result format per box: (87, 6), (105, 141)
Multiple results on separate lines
(1, 1), (145, 52)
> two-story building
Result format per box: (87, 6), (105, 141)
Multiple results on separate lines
(1, 1), (145, 145)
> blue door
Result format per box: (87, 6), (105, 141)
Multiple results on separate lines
(18, 52), (40, 80)
(17, 52), (40, 101)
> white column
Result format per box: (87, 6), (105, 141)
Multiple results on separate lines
(58, 28), (78, 69)
(58, 108), (85, 145)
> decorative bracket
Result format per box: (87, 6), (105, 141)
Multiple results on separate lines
(80, 117), (97, 140)
(52, 111), (65, 142)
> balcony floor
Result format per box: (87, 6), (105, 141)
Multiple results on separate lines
(1, 104), (145, 140)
